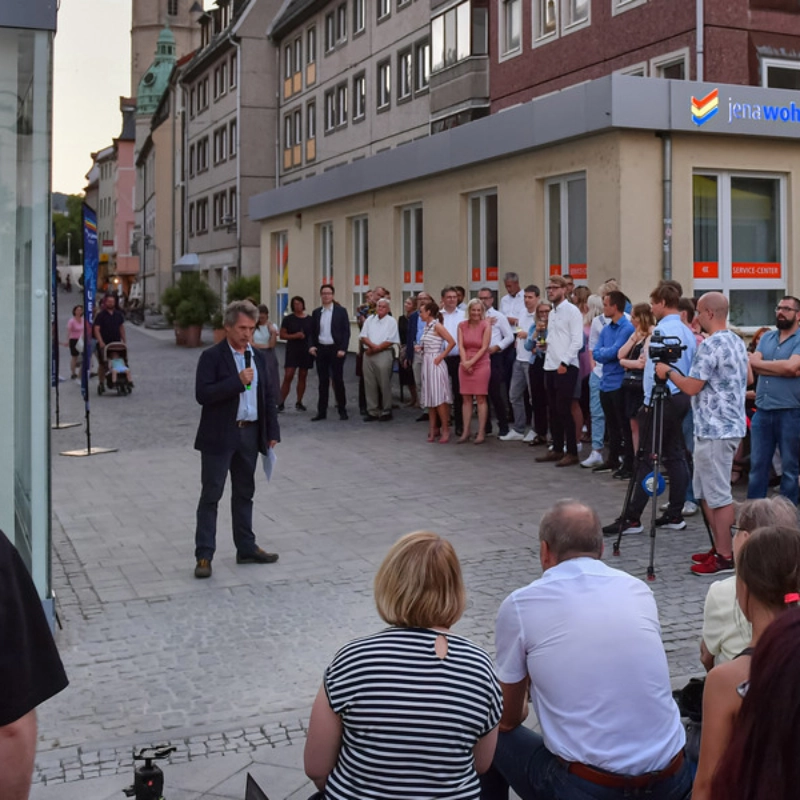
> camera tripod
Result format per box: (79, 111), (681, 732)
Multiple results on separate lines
(611, 377), (714, 580)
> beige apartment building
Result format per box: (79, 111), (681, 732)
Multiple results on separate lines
(181, 0), (282, 299)
(252, 75), (800, 339)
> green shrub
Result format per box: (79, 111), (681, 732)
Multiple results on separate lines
(161, 273), (219, 327)
(226, 275), (260, 304)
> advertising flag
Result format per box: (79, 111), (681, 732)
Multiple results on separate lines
(81, 204), (98, 406)
(51, 223), (58, 388)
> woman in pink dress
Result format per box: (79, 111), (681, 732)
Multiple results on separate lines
(417, 300), (456, 444)
(457, 298), (491, 444)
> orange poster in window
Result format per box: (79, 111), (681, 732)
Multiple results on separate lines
(731, 263), (781, 279)
(569, 264), (587, 281)
(549, 265), (561, 277)
(487, 267), (498, 281)
(693, 262), (719, 279)
(355, 275), (360, 286)
(472, 268), (481, 282)
(404, 272), (411, 284)
(415, 271), (423, 283)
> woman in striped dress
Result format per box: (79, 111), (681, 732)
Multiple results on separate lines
(417, 299), (456, 443)
(304, 531), (502, 800)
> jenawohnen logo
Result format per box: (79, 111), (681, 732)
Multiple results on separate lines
(691, 89), (719, 127)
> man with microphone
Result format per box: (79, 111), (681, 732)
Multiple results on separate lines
(193, 300), (281, 579)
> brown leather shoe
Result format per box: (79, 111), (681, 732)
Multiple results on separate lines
(555, 454), (580, 467)
(535, 451), (561, 463)
(236, 547), (279, 564)
(194, 558), (212, 579)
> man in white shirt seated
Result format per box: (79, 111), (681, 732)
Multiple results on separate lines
(359, 298), (400, 422)
(481, 499), (691, 800)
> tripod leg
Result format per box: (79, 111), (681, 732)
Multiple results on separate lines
(698, 499), (716, 551)
(647, 391), (667, 582)
(614, 405), (653, 556)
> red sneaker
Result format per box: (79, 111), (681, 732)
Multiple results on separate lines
(691, 554), (735, 576)
(691, 548), (716, 564)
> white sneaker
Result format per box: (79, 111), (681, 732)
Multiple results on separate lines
(659, 500), (670, 512)
(523, 429), (536, 443)
(683, 501), (699, 516)
(499, 429), (525, 442)
(581, 450), (604, 468)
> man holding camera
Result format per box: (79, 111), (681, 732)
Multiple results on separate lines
(603, 282), (696, 535)
(654, 292), (748, 575)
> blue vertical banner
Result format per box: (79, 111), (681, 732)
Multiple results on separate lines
(51, 222), (58, 388)
(81, 204), (98, 406)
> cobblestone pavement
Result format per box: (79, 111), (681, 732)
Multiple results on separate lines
(36, 294), (730, 794)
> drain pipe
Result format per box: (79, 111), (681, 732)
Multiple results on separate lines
(696, 0), (704, 82)
(660, 132), (673, 280)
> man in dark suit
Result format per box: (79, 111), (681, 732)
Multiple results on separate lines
(194, 300), (281, 579)
(309, 284), (351, 421)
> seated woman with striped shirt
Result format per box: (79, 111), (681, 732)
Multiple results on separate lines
(304, 531), (502, 799)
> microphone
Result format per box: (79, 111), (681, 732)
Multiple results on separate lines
(244, 350), (251, 389)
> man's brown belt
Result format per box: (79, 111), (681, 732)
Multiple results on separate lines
(236, 420), (257, 428)
(559, 750), (684, 790)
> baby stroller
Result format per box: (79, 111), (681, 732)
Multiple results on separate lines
(99, 341), (132, 396)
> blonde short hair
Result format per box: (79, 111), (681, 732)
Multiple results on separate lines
(374, 531), (466, 629)
(466, 297), (485, 319)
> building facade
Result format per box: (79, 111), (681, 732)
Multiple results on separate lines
(180, 0), (282, 300)
(113, 99), (139, 290)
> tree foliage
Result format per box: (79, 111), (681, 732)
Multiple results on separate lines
(53, 194), (84, 263)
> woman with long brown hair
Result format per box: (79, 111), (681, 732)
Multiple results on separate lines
(618, 302), (656, 454)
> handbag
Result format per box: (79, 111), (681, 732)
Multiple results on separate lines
(76, 336), (84, 354)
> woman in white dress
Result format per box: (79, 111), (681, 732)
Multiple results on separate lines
(417, 300), (455, 444)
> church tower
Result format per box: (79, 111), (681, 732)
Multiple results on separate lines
(131, 0), (201, 96)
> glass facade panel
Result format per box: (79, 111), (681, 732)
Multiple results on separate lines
(567, 177), (587, 270)
(0, 25), (53, 598)
(693, 174), (718, 267)
(548, 183), (561, 273)
(731, 177), (779, 266)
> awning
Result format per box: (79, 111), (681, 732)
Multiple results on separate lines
(173, 253), (200, 272)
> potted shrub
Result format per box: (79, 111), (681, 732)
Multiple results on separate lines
(161, 273), (219, 347)
(225, 274), (260, 304)
(211, 311), (226, 344)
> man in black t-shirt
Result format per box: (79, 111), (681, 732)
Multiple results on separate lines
(0, 530), (68, 799)
(93, 293), (127, 388)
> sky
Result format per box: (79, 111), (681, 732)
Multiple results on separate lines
(53, 0), (132, 195)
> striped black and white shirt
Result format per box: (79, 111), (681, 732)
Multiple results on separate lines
(323, 626), (502, 800)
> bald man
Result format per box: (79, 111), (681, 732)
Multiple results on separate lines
(655, 292), (749, 576)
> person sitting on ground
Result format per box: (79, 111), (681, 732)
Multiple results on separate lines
(709, 607), (800, 800)
(481, 498), (691, 800)
(700, 496), (798, 671)
(304, 531), (501, 799)
(692, 524), (800, 800)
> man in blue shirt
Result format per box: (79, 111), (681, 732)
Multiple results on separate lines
(747, 296), (800, 503)
(593, 291), (635, 478)
(603, 282), (696, 535)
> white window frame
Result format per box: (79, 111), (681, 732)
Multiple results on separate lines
(353, 0), (365, 34)
(229, 119), (237, 157)
(377, 0), (391, 21)
(351, 216), (369, 316)
(615, 61), (647, 77)
(533, 0), (589, 47)
(761, 56), (800, 88)
(229, 189), (237, 226)
(401, 204), (424, 297)
(650, 47), (689, 80)
(468, 189), (499, 292)
(377, 60), (391, 109)
(319, 222), (334, 287)
(562, 0), (590, 33)
(325, 12), (336, 52)
(293, 108), (303, 145)
(353, 73), (366, 120)
(612, 0), (647, 15)
(336, 82), (348, 127)
(307, 26), (317, 64)
(324, 89), (336, 132)
(307, 100), (317, 140)
(414, 38), (430, 92)
(544, 172), (587, 281)
(499, 0), (522, 60)
(398, 49), (412, 101)
(336, 3), (348, 43)
(693, 170), (787, 330)
(230, 52), (238, 88)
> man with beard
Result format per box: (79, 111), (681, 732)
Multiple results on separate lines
(746, 295), (800, 504)
(655, 293), (748, 575)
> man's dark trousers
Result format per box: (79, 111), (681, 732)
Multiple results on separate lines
(545, 366), (578, 455)
(528, 359), (548, 438)
(488, 351), (510, 436)
(600, 387), (633, 469)
(628, 392), (691, 520)
(316, 344), (346, 417)
(445, 355), (463, 432)
(196, 424), (259, 560)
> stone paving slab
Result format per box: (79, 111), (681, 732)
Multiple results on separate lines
(36, 294), (732, 796)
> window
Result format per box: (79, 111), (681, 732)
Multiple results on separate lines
(693, 173), (785, 327)
(284, 45), (293, 80)
(564, 0), (589, 28)
(612, 0), (647, 15)
(414, 39), (430, 91)
(307, 101), (317, 140)
(533, 0), (588, 44)
(336, 3), (348, 42)
(196, 198), (208, 233)
(168, 0), (178, 15)
(353, 0), (365, 34)
(398, 50), (412, 100)
(468, 190), (498, 290)
(230, 52), (237, 88)
(229, 119), (237, 157)
(229, 188), (237, 225)
(546, 173), (587, 282)
(352, 216), (369, 315)
(213, 191), (227, 228)
(431, 1), (483, 73)
(284, 115), (293, 151)
(325, 12), (336, 51)
(353, 73), (366, 120)
(293, 108), (303, 145)
(213, 127), (227, 163)
(190, 87), (196, 118)
(189, 201), (195, 235)
(307, 27), (317, 64)
(294, 38), (302, 74)
(189, 143), (196, 177)
(377, 0), (391, 20)
(274, 231), (289, 320)
(500, 0), (521, 57)
(319, 222), (334, 286)
(220, 61), (228, 93)
(762, 57), (800, 89)
(196, 137), (209, 172)
(336, 83), (348, 126)
(377, 60), (391, 109)
(616, 62), (647, 77)
(651, 49), (688, 80)
(401, 204), (423, 300)
(324, 89), (336, 131)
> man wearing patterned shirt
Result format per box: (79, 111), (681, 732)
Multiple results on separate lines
(655, 292), (749, 576)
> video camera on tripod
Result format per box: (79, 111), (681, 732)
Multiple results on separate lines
(648, 331), (687, 369)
